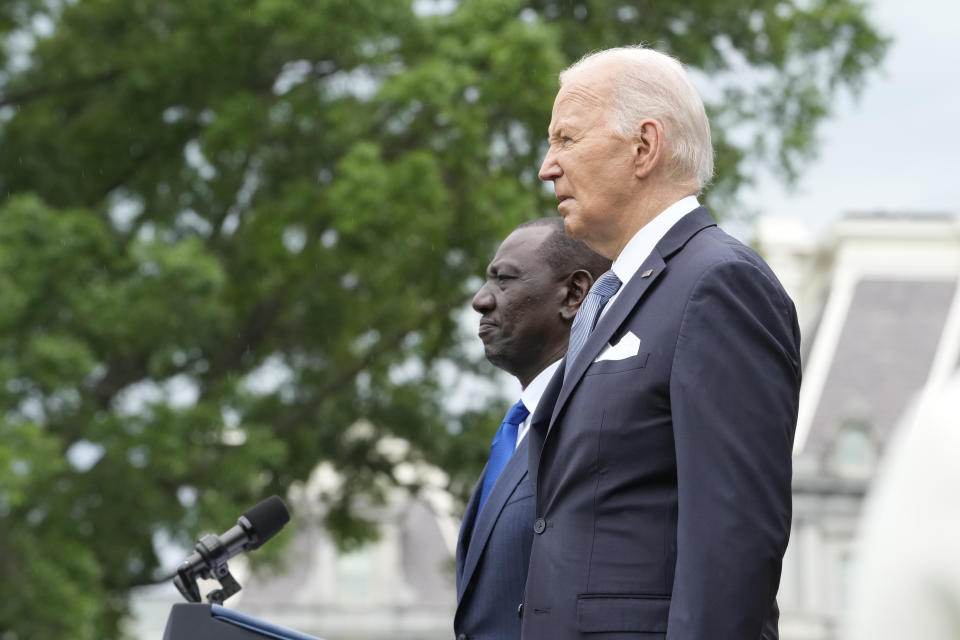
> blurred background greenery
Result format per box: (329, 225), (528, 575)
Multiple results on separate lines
(0, 0), (886, 637)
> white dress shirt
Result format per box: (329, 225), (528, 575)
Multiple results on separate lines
(515, 360), (562, 448)
(601, 195), (701, 318)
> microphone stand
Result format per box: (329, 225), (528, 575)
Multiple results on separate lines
(174, 533), (243, 605)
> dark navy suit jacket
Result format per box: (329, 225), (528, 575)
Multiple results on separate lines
(455, 436), (535, 640)
(522, 208), (802, 640)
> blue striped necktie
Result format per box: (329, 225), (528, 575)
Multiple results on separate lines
(476, 400), (529, 515)
(565, 270), (622, 377)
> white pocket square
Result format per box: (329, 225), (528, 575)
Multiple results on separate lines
(595, 331), (641, 362)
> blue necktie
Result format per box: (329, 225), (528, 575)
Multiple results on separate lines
(476, 400), (529, 515)
(565, 270), (622, 377)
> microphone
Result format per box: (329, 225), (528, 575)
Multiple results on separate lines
(173, 495), (290, 604)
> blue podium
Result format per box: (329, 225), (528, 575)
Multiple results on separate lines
(162, 603), (324, 640)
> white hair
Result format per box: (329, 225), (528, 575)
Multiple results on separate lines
(560, 46), (714, 191)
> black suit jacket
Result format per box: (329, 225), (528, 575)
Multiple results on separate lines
(522, 208), (801, 640)
(455, 436), (535, 639)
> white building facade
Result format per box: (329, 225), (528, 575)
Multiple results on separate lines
(758, 212), (960, 639)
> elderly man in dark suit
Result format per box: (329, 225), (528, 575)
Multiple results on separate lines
(454, 217), (609, 640)
(521, 46), (802, 640)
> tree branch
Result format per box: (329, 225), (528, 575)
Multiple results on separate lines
(0, 69), (123, 108)
(273, 290), (472, 435)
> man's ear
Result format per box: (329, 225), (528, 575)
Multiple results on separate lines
(634, 118), (665, 179)
(560, 270), (594, 321)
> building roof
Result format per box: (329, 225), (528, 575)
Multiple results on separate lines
(757, 212), (960, 463)
(804, 278), (956, 454)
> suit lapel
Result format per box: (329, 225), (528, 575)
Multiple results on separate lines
(527, 365), (563, 492)
(455, 469), (483, 590)
(549, 207), (717, 428)
(457, 437), (530, 603)
(547, 253), (665, 425)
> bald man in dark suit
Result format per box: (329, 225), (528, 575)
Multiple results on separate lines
(454, 218), (609, 640)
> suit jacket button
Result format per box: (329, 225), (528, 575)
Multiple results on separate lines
(517, 602), (524, 618)
(533, 518), (546, 534)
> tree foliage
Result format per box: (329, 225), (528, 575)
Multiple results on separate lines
(0, 0), (886, 636)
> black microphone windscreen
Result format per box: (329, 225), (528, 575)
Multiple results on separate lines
(242, 495), (290, 545)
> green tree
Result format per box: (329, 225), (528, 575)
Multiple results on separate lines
(0, 0), (886, 637)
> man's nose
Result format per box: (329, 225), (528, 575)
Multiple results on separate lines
(538, 146), (561, 182)
(472, 283), (495, 313)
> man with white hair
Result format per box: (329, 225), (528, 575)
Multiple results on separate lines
(521, 46), (802, 640)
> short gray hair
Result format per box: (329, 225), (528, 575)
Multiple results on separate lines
(560, 46), (714, 191)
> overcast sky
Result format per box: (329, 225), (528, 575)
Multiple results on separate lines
(740, 0), (960, 239)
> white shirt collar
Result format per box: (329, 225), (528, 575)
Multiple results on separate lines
(516, 359), (562, 447)
(610, 195), (701, 286)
